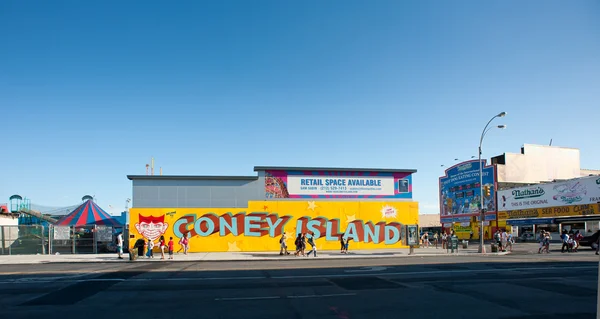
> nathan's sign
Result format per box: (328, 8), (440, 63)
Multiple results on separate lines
(498, 176), (600, 212)
(512, 187), (545, 199)
(498, 203), (600, 220)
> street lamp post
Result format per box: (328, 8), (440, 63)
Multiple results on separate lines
(478, 112), (507, 253)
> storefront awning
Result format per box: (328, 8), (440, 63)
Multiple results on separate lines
(506, 218), (555, 226)
(554, 216), (600, 223)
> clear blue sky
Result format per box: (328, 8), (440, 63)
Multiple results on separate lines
(1, 1), (598, 215)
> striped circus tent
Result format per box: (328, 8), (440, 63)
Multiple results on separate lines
(55, 199), (121, 227)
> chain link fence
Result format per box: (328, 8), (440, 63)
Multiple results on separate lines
(1, 225), (126, 255)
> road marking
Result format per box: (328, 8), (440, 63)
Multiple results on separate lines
(345, 266), (388, 273)
(270, 265), (597, 279)
(215, 296), (281, 301)
(1, 265), (594, 285)
(287, 293), (356, 299)
(214, 293), (356, 301)
(126, 276), (266, 281)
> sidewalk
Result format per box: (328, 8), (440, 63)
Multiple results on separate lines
(0, 246), (509, 265)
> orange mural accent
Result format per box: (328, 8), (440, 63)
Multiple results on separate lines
(129, 201), (419, 252)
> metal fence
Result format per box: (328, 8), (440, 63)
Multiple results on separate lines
(0, 225), (126, 255)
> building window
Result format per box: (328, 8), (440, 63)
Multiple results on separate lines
(398, 179), (409, 193)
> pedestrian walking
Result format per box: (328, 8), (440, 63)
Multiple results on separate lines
(279, 232), (290, 255)
(506, 232), (513, 252)
(116, 232), (124, 260)
(441, 232), (447, 249)
(179, 232), (189, 255)
(159, 235), (166, 259)
(146, 238), (154, 258)
(343, 237), (351, 254)
(168, 237), (174, 260)
(294, 233), (304, 256)
(561, 231), (570, 253)
(301, 233), (307, 256)
(421, 232), (429, 248)
(306, 233), (317, 257)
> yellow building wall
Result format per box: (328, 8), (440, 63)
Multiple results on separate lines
(129, 200), (419, 252)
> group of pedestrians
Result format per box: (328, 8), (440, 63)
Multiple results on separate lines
(119, 232), (191, 260)
(537, 230), (552, 253)
(560, 230), (583, 253)
(139, 235), (176, 259)
(493, 229), (514, 252)
(538, 229), (584, 254)
(279, 232), (318, 257)
(145, 236), (176, 260)
(279, 232), (354, 257)
(421, 231), (455, 249)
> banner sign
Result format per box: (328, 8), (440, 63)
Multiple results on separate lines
(440, 216), (472, 223)
(265, 170), (413, 199)
(506, 218), (555, 226)
(476, 214), (497, 221)
(96, 226), (113, 242)
(498, 176), (600, 211)
(53, 226), (70, 240)
(439, 160), (497, 217)
(498, 203), (600, 220)
(453, 225), (472, 233)
(130, 201), (419, 252)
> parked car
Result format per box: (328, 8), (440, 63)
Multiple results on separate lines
(578, 230), (600, 248)
(519, 232), (535, 241)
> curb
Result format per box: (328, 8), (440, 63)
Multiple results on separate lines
(0, 251), (511, 265)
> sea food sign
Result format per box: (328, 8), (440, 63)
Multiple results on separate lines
(498, 203), (600, 220)
(498, 176), (600, 211)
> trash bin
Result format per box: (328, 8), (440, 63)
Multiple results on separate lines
(462, 240), (468, 249)
(490, 243), (498, 253)
(132, 238), (146, 259)
(450, 236), (459, 253)
(129, 248), (137, 261)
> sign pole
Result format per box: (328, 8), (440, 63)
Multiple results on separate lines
(477, 112), (506, 253)
(479, 148), (486, 254)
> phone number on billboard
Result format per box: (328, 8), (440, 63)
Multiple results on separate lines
(318, 186), (384, 192)
(319, 186), (348, 191)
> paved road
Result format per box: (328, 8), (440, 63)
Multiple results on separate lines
(0, 249), (598, 318)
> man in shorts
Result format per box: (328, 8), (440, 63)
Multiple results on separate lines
(116, 233), (124, 259)
(168, 237), (174, 260)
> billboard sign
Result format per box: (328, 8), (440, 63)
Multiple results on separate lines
(439, 160), (497, 218)
(440, 216), (472, 223)
(129, 200), (419, 252)
(498, 176), (600, 212)
(264, 170), (413, 199)
(498, 203), (600, 220)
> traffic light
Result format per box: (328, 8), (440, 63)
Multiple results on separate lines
(484, 186), (491, 197)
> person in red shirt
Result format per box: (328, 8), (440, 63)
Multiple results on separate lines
(168, 237), (174, 260)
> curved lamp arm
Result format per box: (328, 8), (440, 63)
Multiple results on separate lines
(479, 112), (506, 152)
